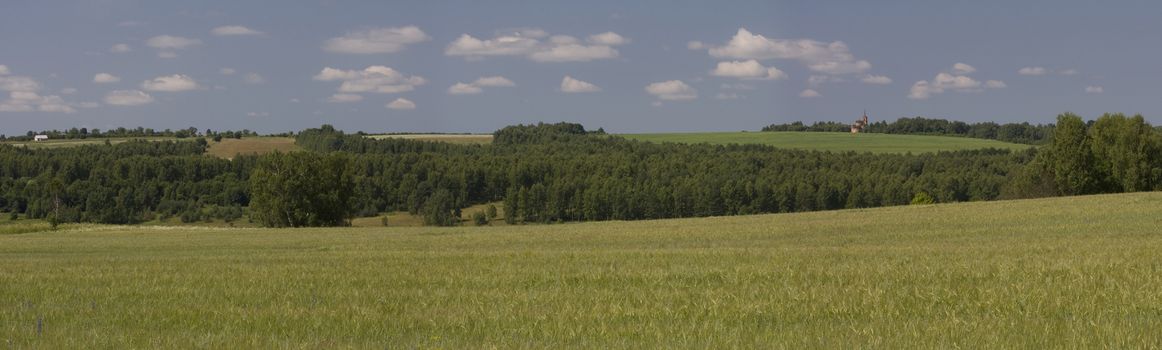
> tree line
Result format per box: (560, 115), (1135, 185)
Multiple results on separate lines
(0, 126), (263, 142)
(2, 116), (1159, 228)
(762, 117), (1055, 144)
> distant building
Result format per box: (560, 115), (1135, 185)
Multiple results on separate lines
(33, 135), (49, 142)
(851, 111), (869, 134)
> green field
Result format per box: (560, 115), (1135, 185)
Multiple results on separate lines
(0, 137), (191, 149)
(3, 193), (1162, 347)
(622, 132), (1034, 154)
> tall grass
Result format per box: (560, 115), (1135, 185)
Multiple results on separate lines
(2, 193), (1161, 347)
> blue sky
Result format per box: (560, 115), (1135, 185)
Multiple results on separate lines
(1, 0), (1159, 134)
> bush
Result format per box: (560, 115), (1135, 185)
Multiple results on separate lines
(472, 211), (488, 226)
(911, 192), (935, 205)
(486, 204), (498, 219)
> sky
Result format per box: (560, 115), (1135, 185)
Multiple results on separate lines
(2, 0), (1161, 134)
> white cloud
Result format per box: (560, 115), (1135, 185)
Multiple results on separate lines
(445, 76), (516, 95)
(93, 73), (121, 83)
(313, 66), (426, 94)
(219, 68), (236, 75)
(861, 75), (893, 84)
(561, 76), (601, 93)
(0, 91), (77, 113)
(446, 29), (623, 62)
(141, 74), (199, 92)
(146, 35), (202, 50)
(711, 60), (787, 80)
(715, 92), (740, 100)
(952, 63), (976, 75)
(0, 65), (7, 75)
(244, 73), (265, 84)
(687, 41), (706, 50)
(799, 89), (821, 98)
(587, 32), (630, 46)
(448, 83), (483, 95)
(103, 90), (153, 106)
(1060, 69), (1079, 76)
(705, 28), (872, 75)
(1018, 66), (1047, 76)
(323, 26), (429, 54)
(1086, 85), (1104, 94)
(212, 25), (263, 36)
(157, 51), (178, 59)
(473, 76), (515, 87)
(0, 76), (40, 92)
(645, 80), (697, 100)
(908, 64), (1004, 99)
(529, 44), (618, 62)
(109, 44), (131, 53)
(387, 98), (416, 110)
(327, 93), (363, 103)
(60, 88), (77, 94)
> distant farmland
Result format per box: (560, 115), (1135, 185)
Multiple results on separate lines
(366, 134), (494, 145)
(622, 131), (1034, 154)
(205, 137), (299, 159)
(3, 192), (1162, 348)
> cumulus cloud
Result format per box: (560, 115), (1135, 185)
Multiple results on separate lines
(93, 73), (121, 83)
(1086, 86), (1104, 94)
(387, 98), (416, 110)
(323, 26), (429, 54)
(1, 91), (77, 113)
(711, 59), (787, 80)
(212, 25), (263, 36)
(103, 90), (153, 106)
(313, 66), (426, 94)
(146, 35), (202, 50)
(807, 75), (843, 87)
(448, 83), (482, 95)
(446, 29), (627, 62)
(1018, 66), (1047, 76)
(244, 73), (265, 84)
(799, 89), (821, 98)
(327, 93), (363, 103)
(109, 44), (131, 53)
(951, 63), (976, 75)
(561, 76), (601, 93)
(705, 28), (872, 75)
(861, 75), (893, 84)
(645, 80), (697, 100)
(0, 65), (7, 75)
(908, 63), (1004, 99)
(141, 74), (199, 92)
(587, 32), (630, 46)
(472, 76), (515, 87)
(446, 76), (516, 95)
(687, 41), (706, 50)
(0, 75), (40, 92)
(157, 51), (179, 59)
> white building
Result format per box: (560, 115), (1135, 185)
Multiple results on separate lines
(33, 135), (49, 142)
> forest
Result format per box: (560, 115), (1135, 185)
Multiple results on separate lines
(762, 116), (1055, 144)
(1, 113), (1159, 227)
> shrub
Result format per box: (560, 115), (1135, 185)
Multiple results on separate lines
(911, 192), (935, 205)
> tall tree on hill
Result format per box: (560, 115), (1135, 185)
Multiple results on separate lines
(249, 152), (355, 227)
(1046, 113), (1099, 195)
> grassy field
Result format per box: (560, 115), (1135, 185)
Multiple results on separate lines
(3, 192), (1162, 347)
(622, 131), (1034, 154)
(0, 137), (191, 149)
(205, 137), (300, 159)
(367, 134), (494, 145)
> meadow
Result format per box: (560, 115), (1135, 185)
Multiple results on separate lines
(366, 134), (494, 145)
(622, 131), (1034, 154)
(3, 192), (1162, 348)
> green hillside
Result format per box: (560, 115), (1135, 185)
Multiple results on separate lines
(622, 131), (1034, 154)
(4, 192), (1162, 348)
